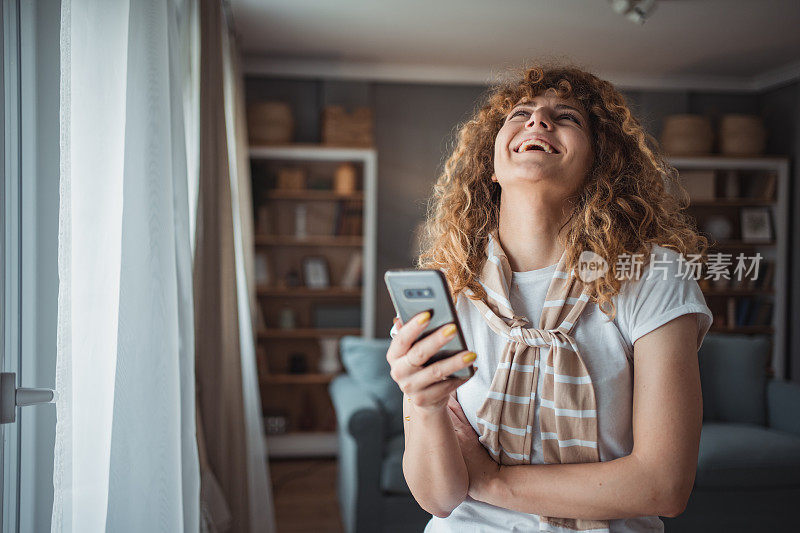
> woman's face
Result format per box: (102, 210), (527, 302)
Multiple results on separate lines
(493, 93), (593, 199)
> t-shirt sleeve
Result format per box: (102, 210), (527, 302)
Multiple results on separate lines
(615, 246), (713, 351)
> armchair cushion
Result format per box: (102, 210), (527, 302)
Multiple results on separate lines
(697, 334), (769, 425)
(340, 336), (404, 437)
(381, 433), (412, 495)
(696, 422), (800, 489)
(767, 379), (800, 437)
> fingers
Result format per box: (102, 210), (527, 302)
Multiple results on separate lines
(398, 350), (476, 396)
(403, 322), (461, 368)
(386, 310), (432, 363)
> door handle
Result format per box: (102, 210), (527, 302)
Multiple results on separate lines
(0, 372), (57, 424)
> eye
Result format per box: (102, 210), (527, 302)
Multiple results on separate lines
(559, 113), (581, 125)
(510, 109), (529, 118)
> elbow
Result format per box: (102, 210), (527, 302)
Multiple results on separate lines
(661, 496), (688, 519)
(417, 491), (466, 519)
(659, 478), (694, 518)
(402, 456), (468, 519)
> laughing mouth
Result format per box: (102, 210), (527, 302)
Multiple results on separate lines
(514, 138), (560, 154)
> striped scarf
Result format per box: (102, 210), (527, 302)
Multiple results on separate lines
(466, 231), (609, 533)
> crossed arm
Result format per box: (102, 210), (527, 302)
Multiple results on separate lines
(448, 313), (702, 520)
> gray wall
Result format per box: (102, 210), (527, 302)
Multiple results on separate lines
(246, 75), (797, 380)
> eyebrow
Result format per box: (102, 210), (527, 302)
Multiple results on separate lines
(509, 101), (585, 117)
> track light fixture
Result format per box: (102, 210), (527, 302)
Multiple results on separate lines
(609, 0), (658, 25)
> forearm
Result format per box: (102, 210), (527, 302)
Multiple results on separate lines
(402, 393), (469, 517)
(478, 454), (677, 520)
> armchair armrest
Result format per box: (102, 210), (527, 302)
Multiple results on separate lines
(767, 379), (800, 437)
(329, 374), (386, 533)
(330, 374), (385, 439)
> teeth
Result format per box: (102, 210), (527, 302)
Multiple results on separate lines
(517, 138), (556, 154)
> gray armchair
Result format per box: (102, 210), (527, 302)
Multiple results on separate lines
(663, 334), (800, 532)
(331, 334), (800, 533)
(329, 336), (431, 533)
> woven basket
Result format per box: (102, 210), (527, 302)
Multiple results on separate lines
(719, 114), (765, 156)
(660, 114), (713, 155)
(247, 101), (294, 144)
(321, 106), (374, 147)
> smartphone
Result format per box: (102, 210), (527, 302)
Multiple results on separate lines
(384, 269), (474, 379)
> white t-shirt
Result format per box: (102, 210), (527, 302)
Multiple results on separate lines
(391, 245), (713, 533)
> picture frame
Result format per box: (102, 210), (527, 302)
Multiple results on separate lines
(302, 256), (330, 289)
(740, 207), (772, 243)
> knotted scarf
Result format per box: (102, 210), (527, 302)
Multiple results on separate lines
(465, 230), (609, 532)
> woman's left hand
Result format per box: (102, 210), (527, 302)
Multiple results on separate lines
(447, 393), (500, 502)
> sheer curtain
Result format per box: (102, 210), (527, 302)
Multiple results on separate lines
(192, 0), (275, 531)
(53, 0), (201, 531)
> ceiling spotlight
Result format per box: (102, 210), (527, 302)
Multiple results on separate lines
(609, 0), (658, 25)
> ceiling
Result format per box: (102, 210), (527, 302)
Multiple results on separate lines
(230, 0), (800, 91)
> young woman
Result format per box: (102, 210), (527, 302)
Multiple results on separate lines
(386, 64), (713, 532)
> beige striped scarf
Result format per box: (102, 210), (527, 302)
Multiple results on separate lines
(466, 230), (609, 533)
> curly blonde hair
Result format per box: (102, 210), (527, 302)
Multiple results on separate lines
(416, 62), (708, 320)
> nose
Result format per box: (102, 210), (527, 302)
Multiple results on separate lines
(525, 109), (552, 130)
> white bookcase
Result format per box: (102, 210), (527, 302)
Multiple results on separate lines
(669, 156), (789, 379)
(250, 144), (377, 458)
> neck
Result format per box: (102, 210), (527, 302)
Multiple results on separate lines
(497, 190), (574, 272)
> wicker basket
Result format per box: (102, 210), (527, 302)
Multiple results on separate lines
(247, 101), (294, 145)
(660, 114), (713, 156)
(719, 114), (766, 156)
(321, 106), (374, 147)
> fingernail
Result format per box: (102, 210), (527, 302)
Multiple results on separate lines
(442, 324), (457, 338)
(462, 352), (477, 363)
(417, 311), (431, 325)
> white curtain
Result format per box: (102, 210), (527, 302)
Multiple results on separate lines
(53, 0), (201, 531)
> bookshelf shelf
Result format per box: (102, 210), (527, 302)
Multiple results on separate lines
(254, 234), (363, 247)
(265, 431), (338, 459)
(668, 156), (789, 378)
(257, 286), (362, 298)
(250, 144), (377, 457)
(709, 325), (774, 335)
(262, 373), (340, 385)
(702, 289), (774, 297)
(265, 190), (364, 201)
(690, 199), (776, 207)
(258, 328), (362, 339)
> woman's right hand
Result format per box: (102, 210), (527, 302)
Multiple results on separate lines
(386, 311), (476, 413)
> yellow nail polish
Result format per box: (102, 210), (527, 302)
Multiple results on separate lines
(442, 324), (457, 338)
(417, 311), (431, 325)
(462, 352), (477, 363)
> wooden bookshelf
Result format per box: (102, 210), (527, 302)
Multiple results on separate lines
(251, 144), (377, 458)
(669, 156), (789, 378)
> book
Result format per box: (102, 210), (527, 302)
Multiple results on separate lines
(679, 170), (716, 201)
(340, 252), (363, 288)
(736, 297), (752, 326)
(759, 261), (774, 290)
(726, 297), (737, 328)
(752, 302), (774, 326)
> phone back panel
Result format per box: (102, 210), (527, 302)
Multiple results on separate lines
(384, 269), (470, 378)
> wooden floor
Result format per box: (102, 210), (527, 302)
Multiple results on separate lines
(269, 458), (344, 533)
